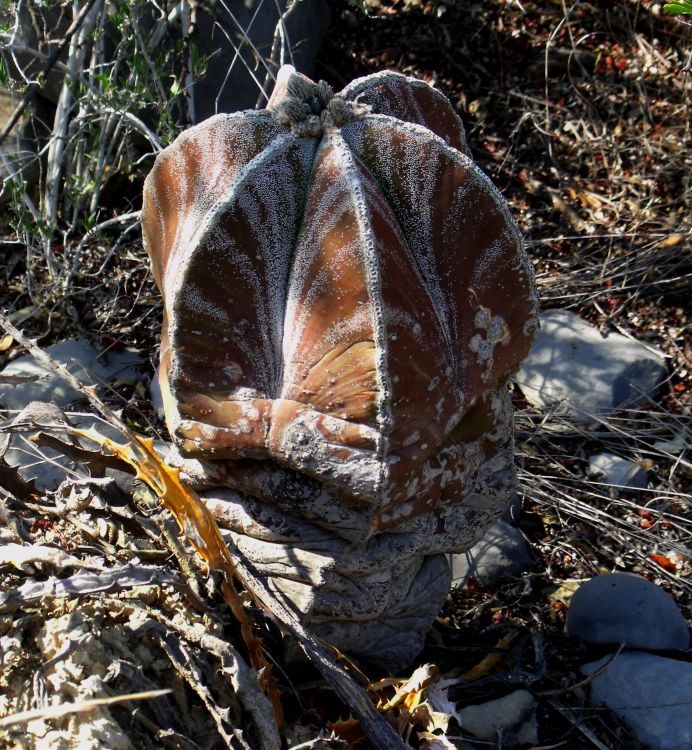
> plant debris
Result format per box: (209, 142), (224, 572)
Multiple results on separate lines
(0, 0), (690, 748)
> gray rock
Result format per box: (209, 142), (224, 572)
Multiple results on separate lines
(450, 521), (532, 588)
(516, 309), (666, 421)
(566, 573), (690, 650)
(0, 339), (143, 410)
(459, 690), (538, 746)
(588, 453), (647, 490)
(582, 652), (692, 750)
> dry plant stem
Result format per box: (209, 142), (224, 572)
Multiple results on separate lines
(66, 210), (141, 290)
(0, 313), (130, 439)
(536, 643), (625, 698)
(219, 0), (278, 84)
(69, 429), (282, 716)
(85, 109), (118, 218)
(216, 0), (269, 113)
(95, 107), (163, 151)
(0, 690), (172, 729)
(131, 21), (169, 111)
(0, 0), (100, 146)
(0, 143), (40, 221)
(148, 3), (183, 50)
(141, 623), (251, 750)
(43, 0), (102, 276)
(214, 0), (278, 106)
(64, 0), (107, 227)
(180, 0), (196, 124)
(231, 557), (411, 750)
(156, 513), (204, 600)
(125, 604), (281, 750)
(548, 700), (612, 750)
(257, 0), (295, 108)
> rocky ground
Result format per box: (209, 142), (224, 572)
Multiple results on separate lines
(0, 0), (690, 748)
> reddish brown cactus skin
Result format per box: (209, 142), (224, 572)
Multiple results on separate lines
(142, 66), (538, 668)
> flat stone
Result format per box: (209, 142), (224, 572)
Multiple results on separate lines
(0, 339), (143, 410)
(516, 310), (666, 421)
(459, 690), (538, 747)
(588, 453), (647, 490)
(582, 652), (692, 750)
(450, 521), (532, 588)
(566, 573), (689, 650)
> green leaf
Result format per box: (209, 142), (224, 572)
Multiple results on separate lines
(663, 1), (692, 13)
(170, 77), (182, 97)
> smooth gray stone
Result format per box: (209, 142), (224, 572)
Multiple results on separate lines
(582, 652), (692, 750)
(450, 520), (532, 588)
(566, 573), (690, 650)
(459, 690), (538, 747)
(0, 339), (143, 410)
(588, 452), (647, 490)
(516, 309), (666, 421)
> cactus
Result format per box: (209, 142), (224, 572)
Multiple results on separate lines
(142, 66), (538, 670)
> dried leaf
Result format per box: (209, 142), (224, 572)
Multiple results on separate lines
(376, 663), (440, 711)
(0, 563), (185, 613)
(0, 542), (101, 573)
(654, 233), (683, 247)
(547, 581), (580, 605)
(410, 703), (453, 734)
(0, 373), (42, 386)
(330, 663), (441, 744)
(462, 631), (519, 680)
(0, 333), (13, 351)
(417, 731), (458, 749)
(648, 553), (679, 573)
(426, 685), (463, 727)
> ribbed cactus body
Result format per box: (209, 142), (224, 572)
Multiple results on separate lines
(142, 66), (538, 669)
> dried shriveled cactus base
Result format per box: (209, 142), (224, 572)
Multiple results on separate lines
(170, 386), (514, 668)
(143, 65), (537, 670)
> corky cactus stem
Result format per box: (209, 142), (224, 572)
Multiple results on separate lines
(142, 65), (538, 670)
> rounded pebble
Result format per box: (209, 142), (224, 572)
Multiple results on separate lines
(566, 573), (690, 650)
